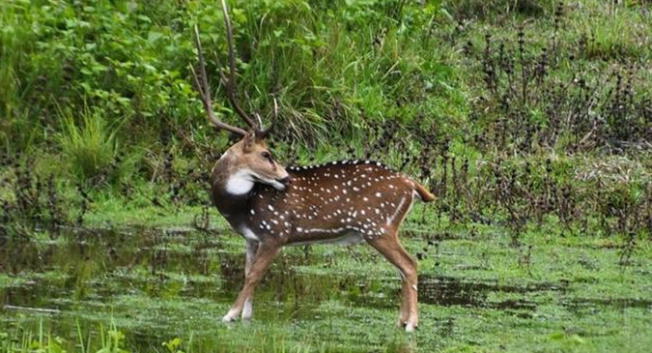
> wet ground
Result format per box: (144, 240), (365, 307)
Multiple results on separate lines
(0, 221), (651, 352)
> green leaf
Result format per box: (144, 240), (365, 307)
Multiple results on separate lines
(148, 31), (163, 43)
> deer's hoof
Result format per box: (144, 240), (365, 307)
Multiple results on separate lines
(242, 299), (253, 320)
(222, 315), (236, 323)
(405, 323), (417, 333)
(222, 309), (239, 323)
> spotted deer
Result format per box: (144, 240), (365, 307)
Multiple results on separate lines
(191, 0), (435, 332)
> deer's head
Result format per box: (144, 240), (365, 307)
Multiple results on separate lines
(220, 131), (289, 194)
(191, 0), (288, 194)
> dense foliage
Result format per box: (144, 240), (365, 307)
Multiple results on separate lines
(0, 0), (650, 240)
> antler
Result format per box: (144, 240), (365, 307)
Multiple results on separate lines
(191, 0), (272, 136)
(219, 0), (260, 131)
(191, 24), (247, 136)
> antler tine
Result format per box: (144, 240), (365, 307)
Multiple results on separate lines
(192, 25), (247, 136)
(220, 0), (259, 130)
(273, 97), (279, 121)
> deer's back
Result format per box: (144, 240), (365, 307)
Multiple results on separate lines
(247, 161), (418, 244)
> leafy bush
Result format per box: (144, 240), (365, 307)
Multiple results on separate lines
(0, 0), (649, 239)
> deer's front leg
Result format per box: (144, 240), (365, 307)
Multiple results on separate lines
(241, 240), (259, 320)
(222, 241), (280, 322)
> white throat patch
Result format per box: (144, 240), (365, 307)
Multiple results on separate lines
(224, 168), (287, 195)
(225, 169), (255, 195)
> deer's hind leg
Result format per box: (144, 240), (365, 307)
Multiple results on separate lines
(368, 231), (419, 332)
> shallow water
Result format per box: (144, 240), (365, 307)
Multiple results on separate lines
(1, 225), (651, 352)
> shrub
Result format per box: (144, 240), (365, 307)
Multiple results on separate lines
(58, 108), (120, 183)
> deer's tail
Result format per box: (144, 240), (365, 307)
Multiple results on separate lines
(413, 182), (436, 202)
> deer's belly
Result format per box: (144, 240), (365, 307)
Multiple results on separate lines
(288, 230), (365, 246)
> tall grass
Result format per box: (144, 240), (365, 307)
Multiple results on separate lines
(0, 0), (41, 152)
(0, 0), (649, 238)
(0, 320), (412, 353)
(58, 108), (120, 183)
(2, 0), (648, 156)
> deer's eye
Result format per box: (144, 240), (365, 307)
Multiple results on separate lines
(261, 151), (273, 162)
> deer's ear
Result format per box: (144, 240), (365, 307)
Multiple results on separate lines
(243, 132), (256, 152)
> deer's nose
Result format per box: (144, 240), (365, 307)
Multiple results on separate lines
(278, 176), (291, 185)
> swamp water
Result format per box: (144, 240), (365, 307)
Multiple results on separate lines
(0, 225), (650, 352)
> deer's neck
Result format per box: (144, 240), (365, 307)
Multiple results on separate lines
(211, 153), (255, 228)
